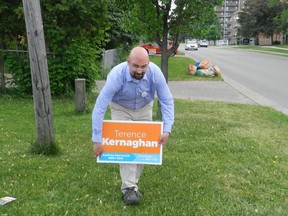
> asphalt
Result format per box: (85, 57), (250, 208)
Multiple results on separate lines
(96, 46), (288, 115)
(96, 75), (288, 116)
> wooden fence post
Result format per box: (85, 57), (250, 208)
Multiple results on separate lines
(75, 79), (86, 112)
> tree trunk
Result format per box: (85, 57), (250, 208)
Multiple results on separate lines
(22, 0), (55, 147)
(161, 52), (169, 83)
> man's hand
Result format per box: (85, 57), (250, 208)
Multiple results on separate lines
(93, 143), (104, 158)
(160, 132), (170, 147)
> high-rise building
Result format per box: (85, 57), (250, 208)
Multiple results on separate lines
(215, 0), (245, 44)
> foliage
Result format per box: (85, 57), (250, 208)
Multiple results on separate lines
(0, 0), (110, 96)
(118, 0), (223, 81)
(269, 0), (288, 35)
(1, 95), (288, 215)
(3, 51), (32, 94)
(48, 39), (101, 96)
(204, 19), (222, 41)
(105, 0), (141, 49)
(0, 1), (25, 44)
(239, 0), (286, 41)
(184, 11), (222, 41)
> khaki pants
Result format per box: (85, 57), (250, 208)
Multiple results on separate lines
(110, 102), (153, 193)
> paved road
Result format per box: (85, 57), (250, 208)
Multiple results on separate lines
(96, 45), (288, 115)
(181, 44), (288, 115)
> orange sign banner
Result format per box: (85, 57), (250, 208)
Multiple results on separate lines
(97, 120), (163, 165)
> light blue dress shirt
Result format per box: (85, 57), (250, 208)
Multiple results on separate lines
(92, 61), (174, 143)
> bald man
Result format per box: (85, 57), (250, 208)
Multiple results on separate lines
(92, 47), (174, 205)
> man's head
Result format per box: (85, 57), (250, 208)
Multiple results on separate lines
(127, 47), (149, 80)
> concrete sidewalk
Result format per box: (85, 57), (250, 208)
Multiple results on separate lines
(95, 79), (256, 105)
(167, 80), (255, 104)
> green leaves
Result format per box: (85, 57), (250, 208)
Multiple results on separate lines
(239, 0), (287, 39)
(1, 0), (110, 96)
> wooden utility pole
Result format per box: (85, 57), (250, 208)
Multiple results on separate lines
(22, 0), (55, 146)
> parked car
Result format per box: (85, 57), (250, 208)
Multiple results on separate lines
(140, 42), (179, 55)
(185, 42), (198, 50)
(199, 40), (208, 47)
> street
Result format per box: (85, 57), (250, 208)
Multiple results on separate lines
(179, 44), (288, 115)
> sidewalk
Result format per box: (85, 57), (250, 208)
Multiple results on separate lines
(96, 77), (288, 115)
(167, 80), (255, 104)
(95, 79), (256, 104)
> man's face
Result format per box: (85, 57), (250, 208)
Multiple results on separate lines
(128, 60), (149, 80)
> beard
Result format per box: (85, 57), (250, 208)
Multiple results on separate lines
(132, 72), (145, 80)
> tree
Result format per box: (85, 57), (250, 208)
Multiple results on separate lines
(22, 0), (55, 149)
(39, 0), (111, 95)
(206, 24), (222, 43)
(0, 1), (26, 89)
(269, 0), (288, 35)
(0, 0), (110, 95)
(120, 0), (222, 82)
(239, 0), (284, 44)
(105, 0), (140, 49)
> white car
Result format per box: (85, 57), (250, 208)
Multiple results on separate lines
(199, 40), (208, 47)
(185, 42), (198, 50)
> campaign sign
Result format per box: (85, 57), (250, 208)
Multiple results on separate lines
(97, 120), (163, 165)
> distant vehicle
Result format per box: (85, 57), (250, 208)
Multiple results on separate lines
(199, 40), (208, 47)
(140, 42), (179, 55)
(185, 42), (198, 50)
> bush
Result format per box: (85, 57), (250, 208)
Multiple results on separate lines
(48, 40), (102, 96)
(3, 40), (102, 96)
(272, 40), (281, 45)
(4, 51), (32, 95)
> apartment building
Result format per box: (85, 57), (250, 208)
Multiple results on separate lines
(215, 0), (287, 45)
(215, 0), (245, 44)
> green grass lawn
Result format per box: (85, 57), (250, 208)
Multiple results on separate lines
(149, 55), (223, 81)
(1, 94), (288, 215)
(233, 45), (288, 56)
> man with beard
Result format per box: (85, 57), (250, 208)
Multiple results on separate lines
(92, 46), (174, 205)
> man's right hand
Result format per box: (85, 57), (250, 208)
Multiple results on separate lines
(93, 143), (104, 158)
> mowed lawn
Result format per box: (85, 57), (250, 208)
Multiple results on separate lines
(1, 93), (288, 215)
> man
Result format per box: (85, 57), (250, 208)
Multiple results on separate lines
(92, 47), (174, 205)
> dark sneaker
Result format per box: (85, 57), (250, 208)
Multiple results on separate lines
(123, 188), (143, 205)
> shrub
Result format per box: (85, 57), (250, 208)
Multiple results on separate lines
(272, 40), (281, 45)
(3, 40), (102, 96)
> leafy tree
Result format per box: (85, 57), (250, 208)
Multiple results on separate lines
(105, 0), (140, 49)
(269, 0), (288, 35)
(0, 1), (26, 89)
(183, 11), (221, 42)
(41, 0), (110, 95)
(206, 24), (222, 42)
(239, 0), (284, 44)
(0, 0), (110, 95)
(202, 18), (222, 42)
(119, 0), (223, 82)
